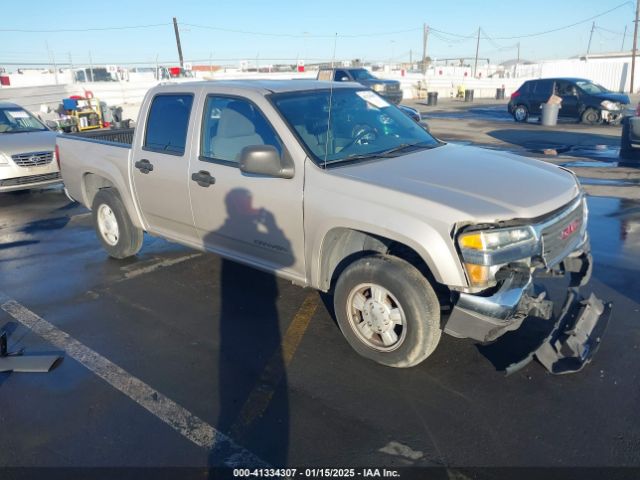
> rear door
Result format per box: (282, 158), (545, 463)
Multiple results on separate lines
(131, 91), (199, 244)
(530, 79), (554, 115)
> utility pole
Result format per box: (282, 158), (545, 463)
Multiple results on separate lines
(173, 17), (184, 68)
(622, 25), (628, 51)
(422, 23), (429, 75)
(473, 27), (481, 77)
(409, 49), (412, 65)
(587, 21), (595, 55)
(68, 52), (74, 83)
(88, 51), (94, 82)
(632, 0), (639, 94)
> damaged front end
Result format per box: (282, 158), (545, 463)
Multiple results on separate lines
(445, 196), (612, 375)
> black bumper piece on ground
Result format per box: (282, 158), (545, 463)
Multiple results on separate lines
(505, 288), (612, 376)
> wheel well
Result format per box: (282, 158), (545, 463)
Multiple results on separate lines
(83, 173), (115, 207)
(320, 228), (449, 299)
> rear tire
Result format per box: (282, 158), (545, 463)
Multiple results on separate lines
(513, 105), (529, 122)
(333, 254), (441, 368)
(91, 188), (143, 259)
(581, 108), (601, 125)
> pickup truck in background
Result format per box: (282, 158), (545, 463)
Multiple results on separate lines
(317, 67), (403, 104)
(58, 80), (610, 373)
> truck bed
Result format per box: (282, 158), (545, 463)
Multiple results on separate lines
(66, 128), (135, 146)
(57, 128), (139, 225)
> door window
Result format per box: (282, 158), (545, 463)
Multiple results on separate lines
(532, 80), (554, 96)
(144, 94), (193, 155)
(200, 97), (282, 165)
(334, 70), (349, 81)
(555, 81), (576, 96)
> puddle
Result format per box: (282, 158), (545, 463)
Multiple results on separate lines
(587, 196), (640, 273)
(522, 142), (621, 161)
(560, 160), (618, 168)
(425, 106), (514, 122)
(578, 177), (640, 186)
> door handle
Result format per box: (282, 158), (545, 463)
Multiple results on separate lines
(191, 170), (216, 188)
(134, 159), (154, 174)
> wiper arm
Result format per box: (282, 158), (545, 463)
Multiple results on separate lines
(371, 142), (436, 158)
(325, 141), (441, 166)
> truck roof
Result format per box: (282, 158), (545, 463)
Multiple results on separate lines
(161, 79), (356, 94)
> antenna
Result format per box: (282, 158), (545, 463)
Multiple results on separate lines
(324, 33), (338, 168)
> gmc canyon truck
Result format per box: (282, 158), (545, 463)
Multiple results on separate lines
(58, 80), (610, 374)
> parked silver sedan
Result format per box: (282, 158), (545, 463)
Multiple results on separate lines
(0, 102), (60, 192)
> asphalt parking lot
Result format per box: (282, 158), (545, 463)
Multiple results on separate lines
(1, 101), (640, 477)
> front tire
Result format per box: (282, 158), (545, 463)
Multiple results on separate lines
(333, 254), (442, 368)
(581, 108), (601, 125)
(513, 104), (529, 122)
(92, 188), (143, 259)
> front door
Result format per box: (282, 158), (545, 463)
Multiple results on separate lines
(555, 80), (580, 118)
(132, 92), (199, 244)
(188, 94), (305, 279)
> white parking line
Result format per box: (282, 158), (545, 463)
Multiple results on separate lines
(0, 292), (267, 468)
(120, 253), (203, 280)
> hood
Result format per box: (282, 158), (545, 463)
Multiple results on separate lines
(330, 143), (580, 223)
(0, 130), (57, 156)
(594, 92), (630, 105)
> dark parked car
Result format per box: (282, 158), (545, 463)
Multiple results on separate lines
(621, 102), (640, 160)
(508, 77), (630, 125)
(317, 67), (403, 104)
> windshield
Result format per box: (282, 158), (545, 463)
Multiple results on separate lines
(0, 107), (48, 133)
(271, 88), (440, 165)
(576, 80), (609, 95)
(350, 69), (376, 80)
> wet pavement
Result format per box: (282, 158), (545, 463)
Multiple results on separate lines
(0, 181), (639, 472)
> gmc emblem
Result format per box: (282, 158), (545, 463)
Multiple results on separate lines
(560, 219), (581, 240)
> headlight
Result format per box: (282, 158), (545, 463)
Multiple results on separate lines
(457, 226), (539, 287)
(372, 84), (385, 93)
(0, 152), (10, 166)
(601, 100), (620, 111)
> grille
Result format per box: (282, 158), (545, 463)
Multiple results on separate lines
(11, 151), (54, 167)
(540, 200), (585, 267)
(0, 172), (61, 187)
(387, 84), (400, 91)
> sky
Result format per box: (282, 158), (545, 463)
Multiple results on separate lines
(0, 0), (636, 68)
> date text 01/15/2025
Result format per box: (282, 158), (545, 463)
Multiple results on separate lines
(232, 468), (401, 478)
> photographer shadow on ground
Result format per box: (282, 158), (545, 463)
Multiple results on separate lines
(206, 188), (295, 469)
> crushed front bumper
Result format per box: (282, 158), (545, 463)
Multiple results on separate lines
(444, 250), (612, 375)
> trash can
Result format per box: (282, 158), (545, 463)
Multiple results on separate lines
(541, 103), (560, 126)
(496, 87), (505, 100)
(427, 91), (438, 106)
(464, 89), (474, 102)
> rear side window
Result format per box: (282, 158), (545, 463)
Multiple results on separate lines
(533, 80), (554, 95)
(144, 94), (193, 155)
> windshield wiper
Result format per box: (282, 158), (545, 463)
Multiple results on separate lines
(335, 142), (437, 163)
(372, 142), (436, 157)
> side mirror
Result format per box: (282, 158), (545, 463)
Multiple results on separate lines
(239, 145), (294, 179)
(340, 77), (350, 81)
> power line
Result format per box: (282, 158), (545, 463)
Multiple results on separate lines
(182, 23), (421, 38)
(0, 23), (170, 33)
(489, 1), (632, 39)
(431, 2), (630, 40)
